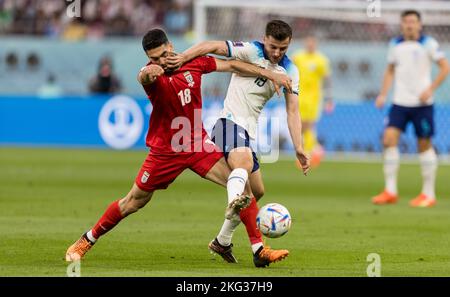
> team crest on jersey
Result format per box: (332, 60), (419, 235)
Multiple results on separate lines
(141, 171), (150, 184)
(183, 71), (194, 87)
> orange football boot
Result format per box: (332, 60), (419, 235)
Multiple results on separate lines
(372, 191), (398, 205)
(409, 194), (436, 208)
(310, 147), (324, 168)
(253, 246), (289, 268)
(65, 233), (94, 262)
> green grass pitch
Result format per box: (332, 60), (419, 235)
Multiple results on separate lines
(1, 147), (449, 276)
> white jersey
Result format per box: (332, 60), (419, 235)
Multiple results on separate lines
(387, 35), (445, 107)
(221, 40), (299, 139)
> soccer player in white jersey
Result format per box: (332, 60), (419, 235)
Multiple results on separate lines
(372, 10), (449, 207)
(168, 20), (310, 267)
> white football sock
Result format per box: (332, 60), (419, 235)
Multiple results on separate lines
(419, 148), (437, 200)
(383, 147), (399, 195)
(252, 243), (264, 254)
(216, 168), (248, 246)
(86, 230), (97, 243)
(227, 168), (248, 204)
(217, 217), (241, 247)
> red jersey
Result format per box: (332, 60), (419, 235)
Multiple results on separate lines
(142, 56), (217, 154)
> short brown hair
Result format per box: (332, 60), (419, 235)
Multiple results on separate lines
(142, 28), (169, 52)
(401, 10), (421, 21)
(265, 20), (292, 41)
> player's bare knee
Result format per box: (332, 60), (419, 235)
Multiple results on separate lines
(383, 135), (397, 148)
(229, 157), (253, 174)
(122, 191), (151, 216)
(125, 198), (148, 215)
(383, 128), (401, 148)
(119, 199), (135, 217)
(120, 197), (135, 216)
(418, 139), (432, 153)
(241, 161), (254, 175)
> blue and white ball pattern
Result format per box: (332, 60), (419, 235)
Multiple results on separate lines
(256, 203), (292, 238)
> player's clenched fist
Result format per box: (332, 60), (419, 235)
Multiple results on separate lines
(138, 64), (164, 85)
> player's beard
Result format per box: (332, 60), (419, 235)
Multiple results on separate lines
(164, 65), (179, 73)
(269, 55), (282, 64)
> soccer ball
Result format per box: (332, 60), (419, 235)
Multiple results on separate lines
(256, 203), (292, 238)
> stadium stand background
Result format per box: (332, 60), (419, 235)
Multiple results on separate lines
(1, 0), (449, 156)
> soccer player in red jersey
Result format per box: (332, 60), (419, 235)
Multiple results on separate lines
(65, 29), (292, 264)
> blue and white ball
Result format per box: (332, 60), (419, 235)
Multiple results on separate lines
(256, 203), (292, 238)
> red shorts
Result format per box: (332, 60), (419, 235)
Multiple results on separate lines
(135, 145), (224, 192)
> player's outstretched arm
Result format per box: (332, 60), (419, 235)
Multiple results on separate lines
(137, 64), (164, 85)
(166, 41), (228, 69)
(375, 64), (395, 108)
(285, 92), (310, 175)
(214, 58), (292, 95)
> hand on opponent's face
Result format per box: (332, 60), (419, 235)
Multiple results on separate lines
(165, 52), (186, 72)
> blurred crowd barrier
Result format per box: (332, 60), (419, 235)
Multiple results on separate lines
(1, 36), (449, 102)
(1, 95), (449, 155)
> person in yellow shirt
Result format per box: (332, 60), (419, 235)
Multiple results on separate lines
(293, 35), (333, 168)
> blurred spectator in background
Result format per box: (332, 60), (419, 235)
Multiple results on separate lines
(131, 0), (159, 36)
(293, 35), (333, 168)
(0, 0), (13, 31)
(37, 73), (63, 99)
(44, 14), (62, 38)
(164, 0), (190, 35)
(0, 0), (192, 38)
(62, 19), (87, 41)
(1, 0), (449, 43)
(26, 52), (41, 72)
(5, 52), (19, 71)
(105, 8), (132, 37)
(88, 56), (122, 94)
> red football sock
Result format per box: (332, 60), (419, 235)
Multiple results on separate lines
(91, 200), (123, 239)
(239, 197), (263, 245)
